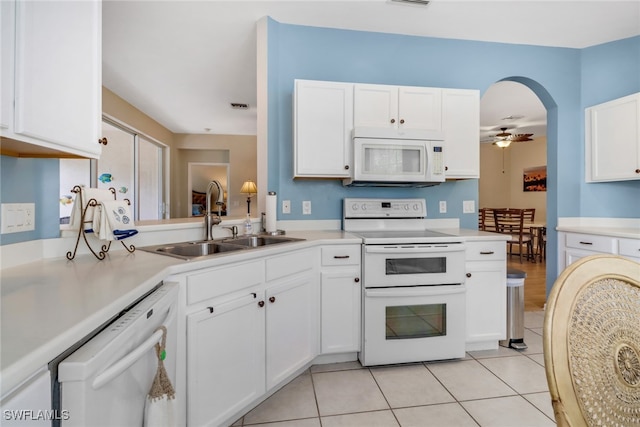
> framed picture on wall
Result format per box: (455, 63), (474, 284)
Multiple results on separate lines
(523, 166), (547, 192)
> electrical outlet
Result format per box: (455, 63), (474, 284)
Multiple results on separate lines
(1, 203), (35, 234)
(439, 201), (447, 213)
(282, 200), (291, 214)
(463, 200), (476, 214)
(302, 200), (311, 215)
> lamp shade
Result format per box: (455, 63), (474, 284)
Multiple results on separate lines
(240, 180), (257, 195)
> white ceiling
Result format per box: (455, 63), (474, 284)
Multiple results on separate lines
(102, 1), (640, 137)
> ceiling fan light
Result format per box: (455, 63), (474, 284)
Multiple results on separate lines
(494, 140), (511, 148)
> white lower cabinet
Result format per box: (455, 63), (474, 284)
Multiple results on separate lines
(0, 367), (51, 426)
(558, 231), (639, 272)
(265, 271), (317, 389)
(465, 241), (507, 351)
(320, 245), (362, 354)
(184, 249), (318, 426)
(187, 291), (265, 427)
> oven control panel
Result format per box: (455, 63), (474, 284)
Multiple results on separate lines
(343, 198), (426, 218)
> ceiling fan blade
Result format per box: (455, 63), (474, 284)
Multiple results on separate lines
(509, 134), (534, 142)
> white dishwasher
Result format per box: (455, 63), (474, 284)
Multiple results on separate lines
(55, 282), (178, 427)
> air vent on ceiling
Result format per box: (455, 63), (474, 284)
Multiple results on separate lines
(389, 0), (431, 6)
(230, 103), (249, 109)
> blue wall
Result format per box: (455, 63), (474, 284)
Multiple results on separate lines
(266, 19), (640, 287)
(0, 156), (60, 245)
(579, 37), (640, 217)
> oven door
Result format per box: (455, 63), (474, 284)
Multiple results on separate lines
(361, 285), (466, 366)
(364, 244), (465, 287)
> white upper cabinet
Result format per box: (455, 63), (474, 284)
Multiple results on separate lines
(354, 84), (442, 132)
(2, 0), (102, 158)
(293, 80), (354, 178)
(442, 89), (480, 179)
(585, 92), (640, 182)
(1, 1), (15, 132)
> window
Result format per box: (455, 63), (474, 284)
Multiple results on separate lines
(59, 118), (167, 224)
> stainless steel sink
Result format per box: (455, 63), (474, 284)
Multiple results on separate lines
(142, 241), (247, 260)
(221, 235), (304, 248)
(140, 235), (304, 260)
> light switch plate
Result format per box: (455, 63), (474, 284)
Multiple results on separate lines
(439, 201), (447, 213)
(302, 200), (311, 215)
(1, 203), (35, 234)
(463, 200), (475, 214)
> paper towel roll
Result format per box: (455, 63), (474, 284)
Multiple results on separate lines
(265, 192), (277, 232)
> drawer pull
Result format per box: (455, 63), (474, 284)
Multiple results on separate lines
(466, 273), (472, 278)
(251, 293), (257, 298)
(579, 241), (593, 245)
(480, 251), (495, 255)
(269, 296), (276, 303)
(334, 255), (350, 259)
(207, 307), (214, 314)
(258, 301), (265, 308)
(354, 277), (360, 283)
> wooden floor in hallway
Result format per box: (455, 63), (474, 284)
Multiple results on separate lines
(507, 255), (548, 312)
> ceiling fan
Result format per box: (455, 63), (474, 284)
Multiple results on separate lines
(492, 127), (534, 147)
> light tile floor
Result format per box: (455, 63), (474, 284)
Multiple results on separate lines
(233, 311), (554, 427)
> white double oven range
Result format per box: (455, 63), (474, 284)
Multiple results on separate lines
(343, 198), (466, 366)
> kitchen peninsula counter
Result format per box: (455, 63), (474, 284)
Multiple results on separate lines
(0, 230), (359, 395)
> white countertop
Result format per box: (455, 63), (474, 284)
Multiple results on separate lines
(556, 217), (640, 239)
(0, 227), (500, 395)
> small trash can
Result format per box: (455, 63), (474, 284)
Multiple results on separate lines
(499, 268), (528, 350)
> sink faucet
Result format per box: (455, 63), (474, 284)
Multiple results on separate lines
(205, 180), (224, 240)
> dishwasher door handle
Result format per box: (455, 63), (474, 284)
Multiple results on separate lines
(92, 303), (175, 390)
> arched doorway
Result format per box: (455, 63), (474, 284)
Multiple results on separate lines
(479, 79), (554, 311)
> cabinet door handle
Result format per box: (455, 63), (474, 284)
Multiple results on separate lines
(207, 306), (214, 313)
(466, 273), (472, 278)
(579, 241), (593, 245)
(344, 165), (350, 170)
(334, 255), (350, 259)
(354, 277), (360, 283)
(269, 296), (276, 303)
(399, 119), (405, 124)
(480, 251), (495, 255)
(258, 301), (265, 307)
(635, 169), (640, 173)
(98, 137), (108, 145)
(390, 118), (396, 124)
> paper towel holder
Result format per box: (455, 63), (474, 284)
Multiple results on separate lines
(262, 191), (285, 235)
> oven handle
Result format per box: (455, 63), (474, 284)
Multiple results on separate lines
(365, 245), (464, 254)
(365, 286), (465, 298)
(91, 303), (176, 390)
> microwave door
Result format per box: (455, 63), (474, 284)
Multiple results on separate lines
(354, 139), (426, 182)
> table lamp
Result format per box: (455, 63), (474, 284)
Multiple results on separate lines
(240, 180), (257, 215)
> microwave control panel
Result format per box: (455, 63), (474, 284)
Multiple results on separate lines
(432, 146), (444, 175)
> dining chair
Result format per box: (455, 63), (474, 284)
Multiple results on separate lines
(478, 208), (487, 231)
(543, 255), (640, 427)
(522, 208), (535, 223)
(493, 208), (534, 263)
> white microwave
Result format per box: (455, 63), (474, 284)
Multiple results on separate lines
(344, 128), (446, 186)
